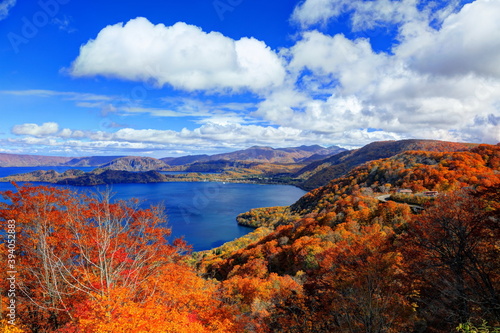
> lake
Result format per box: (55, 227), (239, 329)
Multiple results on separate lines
(0, 167), (306, 251)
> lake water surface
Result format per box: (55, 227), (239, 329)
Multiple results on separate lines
(0, 167), (306, 251)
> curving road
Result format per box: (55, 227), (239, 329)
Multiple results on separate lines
(376, 194), (424, 212)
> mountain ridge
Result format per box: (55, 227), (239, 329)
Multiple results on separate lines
(0, 145), (346, 168)
(0, 153), (74, 167)
(294, 139), (479, 190)
(99, 156), (169, 171)
(161, 145), (346, 166)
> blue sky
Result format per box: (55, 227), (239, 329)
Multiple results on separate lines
(0, 0), (498, 158)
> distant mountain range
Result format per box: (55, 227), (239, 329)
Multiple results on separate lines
(64, 156), (126, 167)
(0, 153), (74, 167)
(0, 145), (346, 169)
(0, 153), (125, 168)
(2, 140), (495, 190)
(161, 145), (346, 166)
(99, 156), (169, 171)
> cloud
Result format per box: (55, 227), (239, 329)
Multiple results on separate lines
(52, 15), (76, 33)
(76, 96), (256, 122)
(12, 122), (59, 137)
(6, 136), (169, 153)
(291, 0), (413, 29)
(67, 18), (286, 93)
(5, 1), (499, 156)
(2, 89), (261, 129)
(0, 0), (16, 21)
(291, 0), (459, 30)
(1, 89), (115, 102)
(398, 0), (500, 78)
(291, 0), (347, 28)
(266, 0), (500, 145)
(288, 31), (389, 94)
(8, 120), (379, 156)
(101, 121), (128, 129)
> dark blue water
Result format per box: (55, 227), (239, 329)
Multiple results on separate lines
(0, 168), (306, 251)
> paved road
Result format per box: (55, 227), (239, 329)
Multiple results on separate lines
(376, 194), (424, 212)
(376, 194), (391, 203)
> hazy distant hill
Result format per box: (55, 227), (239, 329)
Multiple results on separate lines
(64, 156), (125, 167)
(0, 153), (73, 167)
(1, 142), (477, 177)
(99, 156), (168, 171)
(295, 139), (477, 190)
(0, 153), (125, 167)
(209, 145), (346, 164)
(184, 160), (258, 173)
(0, 145), (345, 169)
(299, 153), (340, 164)
(162, 145), (346, 166)
(161, 154), (210, 166)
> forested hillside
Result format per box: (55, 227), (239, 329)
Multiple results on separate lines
(295, 139), (477, 190)
(1, 144), (499, 332)
(197, 144), (500, 332)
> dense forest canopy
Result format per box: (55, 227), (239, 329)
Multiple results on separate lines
(1, 144), (499, 332)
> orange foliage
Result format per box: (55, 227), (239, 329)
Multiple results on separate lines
(402, 189), (500, 331)
(59, 263), (239, 332)
(1, 144), (498, 332)
(307, 222), (416, 332)
(201, 145), (500, 332)
(0, 184), (241, 332)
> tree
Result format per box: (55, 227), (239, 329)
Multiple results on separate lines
(403, 189), (500, 331)
(306, 222), (415, 333)
(58, 262), (240, 333)
(1, 184), (242, 332)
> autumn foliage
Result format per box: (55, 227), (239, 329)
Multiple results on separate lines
(201, 145), (500, 332)
(0, 184), (240, 332)
(1, 144), (499, 332)
(403, 190), (500, 331)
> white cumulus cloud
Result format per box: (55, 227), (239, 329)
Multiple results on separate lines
(288, 31), (389, 95)
(68, 18), (286, 93)
(292, 0), (425, 30)
(265, 0), (500, 145)
(291, 0), (462, 31)
(7, 120), (367, 156)
(0, 0), (16, 21)
(12, 122), (59, 137)
(398, 0), (500, 78)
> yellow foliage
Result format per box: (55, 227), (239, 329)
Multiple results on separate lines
(0, 320), (25, 333)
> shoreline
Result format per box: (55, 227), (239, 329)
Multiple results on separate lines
(0, 168), (305, 189)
